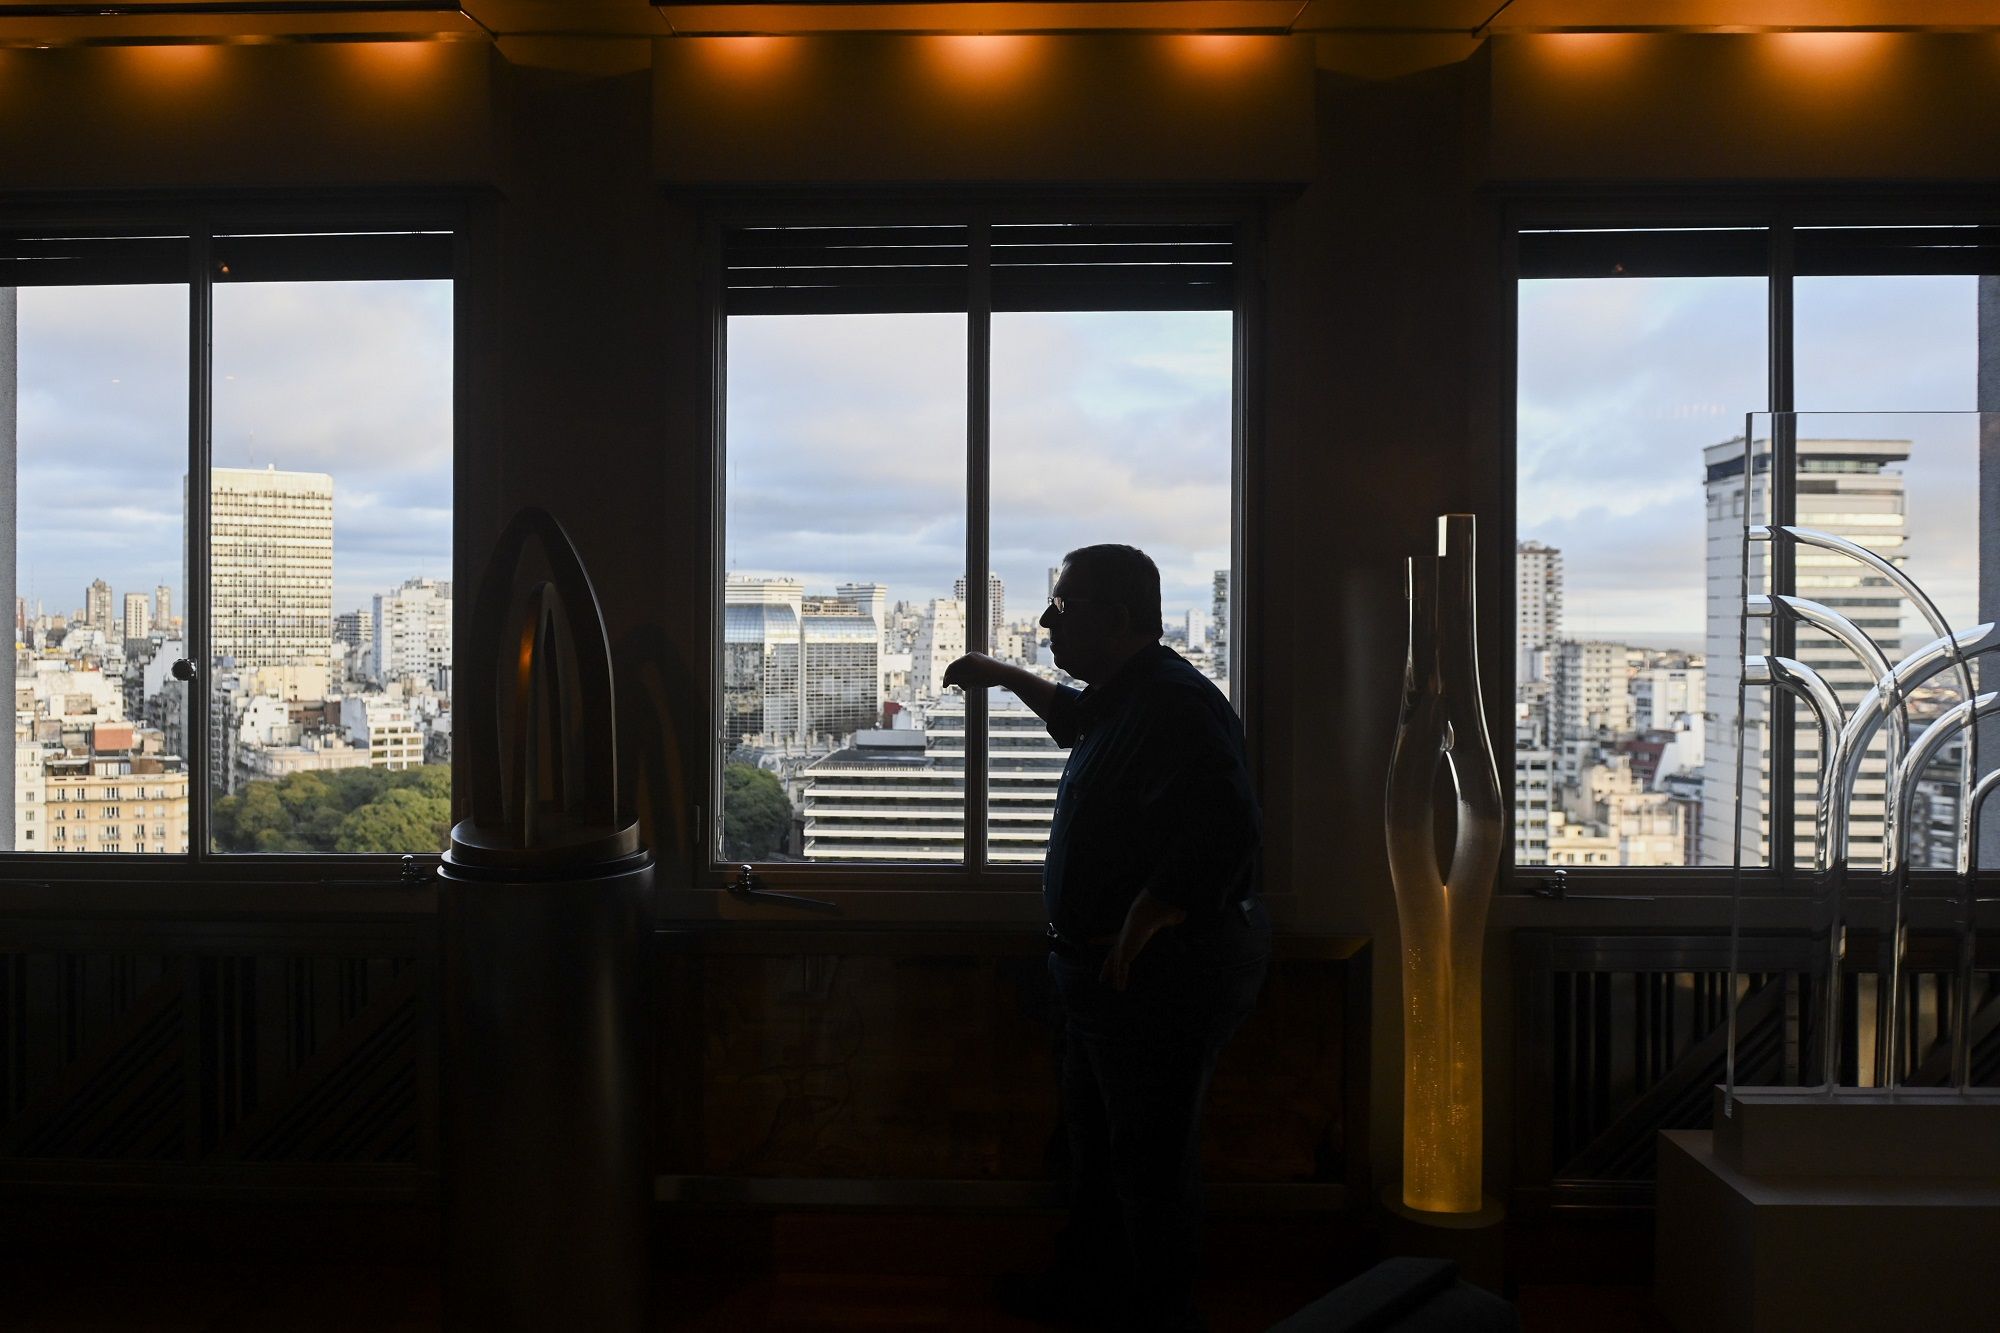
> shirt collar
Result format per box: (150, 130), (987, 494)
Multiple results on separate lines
(1074, 643), (1175, 727)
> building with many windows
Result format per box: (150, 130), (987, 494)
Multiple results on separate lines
(1700, 437), (1911, 868)
(208, 465), (335, 701)
(121, 591), (150, 641)
(40, 721), (188, 855)
(722, 577), (881, 748)
(797, 696), (1063, 863)
(1517, 540), (1562, 681)
(372, 576), (452, 688)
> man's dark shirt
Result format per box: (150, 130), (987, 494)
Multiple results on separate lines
(1041, 644), (1260, 942)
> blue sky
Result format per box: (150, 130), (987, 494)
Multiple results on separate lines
(1517, 273), (1982, 651)
(725, 308), (1234, 630)
(14, 273), (1982, 652)
(13, 279), (452, 624)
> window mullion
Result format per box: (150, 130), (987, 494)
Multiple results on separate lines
(966, 222), (992, 875)
(1769, 224), (1798, 883)
(188, 230), (215, 867)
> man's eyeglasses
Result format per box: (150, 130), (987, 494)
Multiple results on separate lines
(1044, 595), (1105, 617)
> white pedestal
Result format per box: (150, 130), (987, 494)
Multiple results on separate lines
(1655, 1089), (2000, 1333)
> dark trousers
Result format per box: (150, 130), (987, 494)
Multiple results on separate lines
(1047, 907), (1270, 1332)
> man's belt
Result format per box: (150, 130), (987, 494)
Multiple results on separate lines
(1044, 925), (1101, 961)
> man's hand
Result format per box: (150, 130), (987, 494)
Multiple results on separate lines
(1099, 891), (1187, 992)
(941, 652), (1008, 692)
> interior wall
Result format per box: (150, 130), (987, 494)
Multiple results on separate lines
(9, 28), (2000, 1215)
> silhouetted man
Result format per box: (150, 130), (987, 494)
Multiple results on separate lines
(944, 543), (1269, 1333)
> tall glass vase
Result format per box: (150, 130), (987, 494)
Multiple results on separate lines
(1384, 513), (1504, 1213)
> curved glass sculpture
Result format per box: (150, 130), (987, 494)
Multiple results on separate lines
(1385, 513), (1504, 1212)
(1727, 412), (1998, 1101)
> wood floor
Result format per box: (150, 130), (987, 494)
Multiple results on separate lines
(0, 1208), (1668, 1331)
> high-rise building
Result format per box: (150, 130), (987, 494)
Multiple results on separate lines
(722, 578), (880, 747)
(334, 610), (372, 651)
(953, 572), (1005, 653)
(208, 465), (334, 700)
(122, 592), (150, 641)
(1517, 541), (1563, 681)
(835, 582), (887, 637)
(797, 695), (1063, 863)
(912, 598), (966, 698)
(1184, 607), (1210, 652)
(800, 594), (881, 744)
(1552, 640), (1634, 747)
(1212, 569), (1231, 671)
(372, 577), (452, 686)
(84, 578), (114, 636)
(155, 583), (173, 631)
(1700, 437), (1910, 867)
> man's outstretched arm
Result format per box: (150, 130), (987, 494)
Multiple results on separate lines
(941, 652), (1070, 732)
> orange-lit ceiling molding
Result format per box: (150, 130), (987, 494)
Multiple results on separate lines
(650, 0), (2000, 38)
(0, 2), (490, 47)
(655, 2), (1303, 36)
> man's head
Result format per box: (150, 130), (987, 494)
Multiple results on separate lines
(1041, 543), (1164, 684)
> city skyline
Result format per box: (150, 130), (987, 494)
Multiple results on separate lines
(11, 280), (453, 616)
(724, 309), (1232, 627)
(1517, 274), (1981, 645)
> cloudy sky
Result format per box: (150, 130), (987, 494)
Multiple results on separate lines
(1518, 273), (1982, 652)
(725, 309), (1233, 632)
(13, 279), (452, 624)
(13, 272), (1982, 659)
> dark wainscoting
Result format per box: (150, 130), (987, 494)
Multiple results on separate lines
(1512, 928), (2000, 1216)
(0, 912), (439, 1255)
(655, 929), (1371, 1211)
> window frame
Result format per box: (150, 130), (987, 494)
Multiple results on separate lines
(0, 196), (465, 887)
(700, 193), (1263, 899)
(1502, 188), (2000, 901)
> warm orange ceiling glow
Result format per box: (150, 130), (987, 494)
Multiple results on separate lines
(122, 39), (218, 83)
(693, 33), (799, 74)
(1169, 33), (1268, 71)
(1763, 28), (1893, 68)
(341, 36), (444, 89)
(923, 33), (1035, 84)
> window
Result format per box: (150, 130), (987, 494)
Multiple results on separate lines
(1513, 217), (2000, 882)
(717, 214), (1242, 877)
(3, 219), (454, 866)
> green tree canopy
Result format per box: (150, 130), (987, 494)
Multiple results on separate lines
(721, 763), (793, 862)
(211, 763), (452, 854)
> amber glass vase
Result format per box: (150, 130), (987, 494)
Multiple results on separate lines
(1384, 514), (1504, 1213)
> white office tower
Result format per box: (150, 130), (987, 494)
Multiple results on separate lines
(1517, 541), (1563, 681)
(85, 578), (114, 636)
(1514, 746), (1555, 865)
(797, 692), (1063, 863)
(722, 577), (879, 748)
(953, 573), (1005, 652)
(121, 592), (150, 641)
(1700, 437), (1909, 868)
(155, 583), (172, 631)
(912, 598), (966, 699)
(373, 577), (453, 687)
(341, 695), (423, 771)
(209, 465), (334, 700)
(835, 582), (887, 636)
(1552, 640), (1635, 747)
(1185, 607), (1210, 653)
(1211, 570), (1231, 670)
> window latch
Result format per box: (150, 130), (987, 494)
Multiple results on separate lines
(730, 864), (841, 915)
(1530, 868), (1653, 903)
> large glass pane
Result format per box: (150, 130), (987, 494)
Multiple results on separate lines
(723, 313), (967, 864)
(1796, 275), (1989, 882)
(7, 283), (189, 855)
(1515, 275), (1770, 869)
(208, 277), (453, 853)
(986, 310), (1234, 866)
